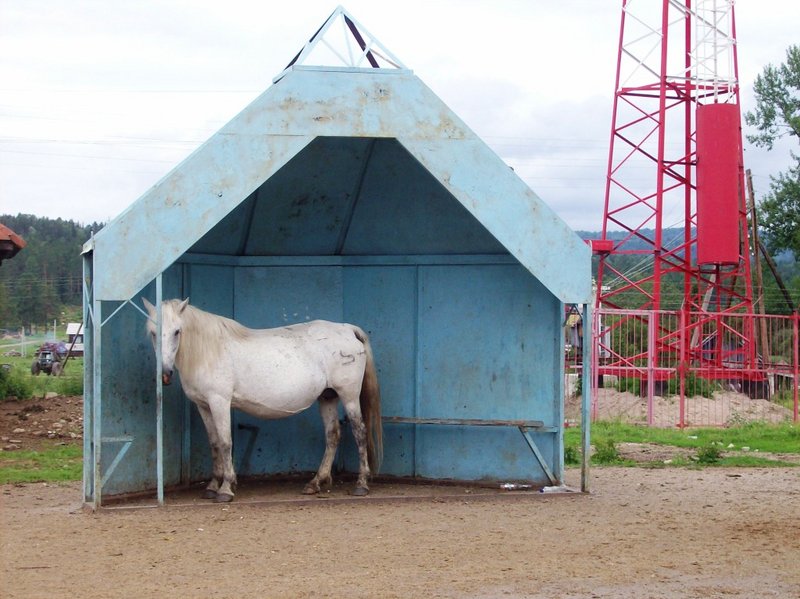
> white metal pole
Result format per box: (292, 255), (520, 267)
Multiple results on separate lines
(581, 303), (592, 493)
(82, 254), (92, 505)
(92, 299), (102, 508)
(156, 275), (164, 505)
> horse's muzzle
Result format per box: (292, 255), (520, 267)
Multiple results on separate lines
(162, 372), (172, 386)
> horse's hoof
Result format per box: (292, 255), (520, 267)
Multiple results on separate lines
(202, 489), (218, 500)
(214, 492), (234, 503)
(301, 484), (319, 495)
(350, 486), (369, 497)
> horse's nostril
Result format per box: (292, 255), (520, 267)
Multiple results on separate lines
(162, 372), (172, 386)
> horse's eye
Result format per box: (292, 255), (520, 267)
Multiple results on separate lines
(174, 329), (181, 337)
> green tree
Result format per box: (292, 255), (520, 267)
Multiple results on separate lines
(0, 283), (13, 327)
(744, 45), (800, 261)
(0, 214), (100, 330)
(758, 163), (800, 260)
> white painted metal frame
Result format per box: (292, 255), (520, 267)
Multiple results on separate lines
(274, 5), (407, 82)
(82, 251), (166, 508)
(692, 0), (737, 103)
(621, 0), (736, 101)
(581, 303), (592, 492)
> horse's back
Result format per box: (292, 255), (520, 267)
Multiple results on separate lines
(258, 320), (362, 354)
(220, 320), (367, 417)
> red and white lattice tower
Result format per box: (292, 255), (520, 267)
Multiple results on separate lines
(593, 1), (759, 383)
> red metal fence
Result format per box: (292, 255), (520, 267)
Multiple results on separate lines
(565, 309), (798, 427)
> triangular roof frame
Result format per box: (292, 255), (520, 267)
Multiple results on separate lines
(274, 5), (407, 82)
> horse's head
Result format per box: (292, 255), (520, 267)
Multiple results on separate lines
(143, 297), (189, 386)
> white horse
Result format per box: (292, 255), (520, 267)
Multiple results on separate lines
(143, 298), (383, 502)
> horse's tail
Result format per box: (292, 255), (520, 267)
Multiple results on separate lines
(352, 326), (383, 474)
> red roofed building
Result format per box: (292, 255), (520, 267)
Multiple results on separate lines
(0, 223), (26, 265)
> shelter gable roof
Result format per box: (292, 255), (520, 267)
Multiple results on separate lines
(87, 13), (590, 305)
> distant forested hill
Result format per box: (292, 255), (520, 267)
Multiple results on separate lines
(0, 216), (796, 331)
(0, 214), (103, 332)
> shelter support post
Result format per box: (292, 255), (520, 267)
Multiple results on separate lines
(581, 303), (592, 493)
(82, 253), (94, 506)
(92, 298), (102, 507)
(156, 275), (164, 505)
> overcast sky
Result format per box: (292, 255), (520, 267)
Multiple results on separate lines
(1, 0), (798, 231)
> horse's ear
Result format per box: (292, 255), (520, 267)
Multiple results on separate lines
(142, 297), (155, 316)
(178, 298), (190, 314)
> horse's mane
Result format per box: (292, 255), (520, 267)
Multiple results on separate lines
(169, 301), (252, 375)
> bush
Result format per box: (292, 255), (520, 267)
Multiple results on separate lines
(54, 374), (83, 396)
(616, 377), (642, 396)
(592, 438), (620, 464)
(573, 373), (583, 398)
(772, 389), (797, 412)
(665, 372), (717, 399)
(0, 366), (32, 399)
(615, 373), (721, 399)
(694, 444), (722, 464)
(564, 443), (581, 465)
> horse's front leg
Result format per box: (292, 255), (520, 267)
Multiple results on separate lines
(207, 397), (237, 503)
(196, 404), (223, 499)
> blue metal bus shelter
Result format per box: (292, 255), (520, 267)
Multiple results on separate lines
(82, 8), (592, 508)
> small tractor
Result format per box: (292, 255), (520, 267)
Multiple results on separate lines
(31, 342), (66, 376)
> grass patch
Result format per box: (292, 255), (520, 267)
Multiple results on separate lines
(713, 455), (798, 468)
(566, 420), (799, 454)
(772, 390), (798, 413)
(0, 365), (32, 398)
(0, 354), (83, 400)
(564, 420), (800, 468)
(0, 445), (82, 484)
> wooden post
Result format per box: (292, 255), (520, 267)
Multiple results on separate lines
(747, 169), (770, 363)
(57, 326), (82, 376)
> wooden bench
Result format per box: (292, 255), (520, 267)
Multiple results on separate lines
(381, 416), (558, 486)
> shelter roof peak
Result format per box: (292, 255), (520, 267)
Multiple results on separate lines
(274, 5), (407, 83)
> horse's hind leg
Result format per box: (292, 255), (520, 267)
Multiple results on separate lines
(303, 396), (341, 495)
(341, 394), (370, 496)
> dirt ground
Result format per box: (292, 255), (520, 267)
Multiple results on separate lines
(2, 467), (798, 598)
(2, 395), (800, 598)
(0, 394), (83, 452)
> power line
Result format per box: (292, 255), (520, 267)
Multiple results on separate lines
(0, 148), (178, 163)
